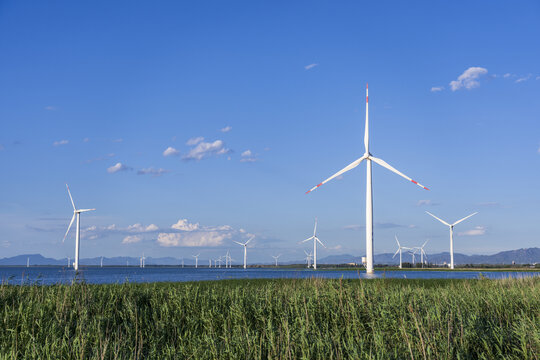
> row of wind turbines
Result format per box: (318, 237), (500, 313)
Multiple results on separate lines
(62, 84), (480, 273)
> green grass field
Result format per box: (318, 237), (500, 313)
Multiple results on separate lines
(1, 277), (538, 359)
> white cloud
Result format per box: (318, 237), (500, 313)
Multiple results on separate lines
(240, 158), (258, 163)
(458, 226), (486, 236)
(416, 200), (440, 206)
(344, 224), (362, 231)
(122, 235), (142, 244)
(107, 162), (131, 173)
(163, 147), (179, 157)
(137, 167), (168, 177)
(431, 86), (444, 92)
(44, 106), (56, 111)
(449, 67), (488, 91)
(515, 74), (532, 83)
(304, 63), (318, 70)
(53, 140), (69, 146)
(241, 150), (252, 157)
(156, 231), (231, 247)
(146, 224), (159, 231)
(183, 139), (230, 161)
(186, 137), (204, 146)
(2, 240), (10, 248)
(171, 219), (200, 231)
(536, 76), (540, 81)
(85, 153), (115, 164)
(503, 73), (512, 78)
(127, 223), (159, 233)
(240, 149), (258, 162)
(220, 126), (232, 133)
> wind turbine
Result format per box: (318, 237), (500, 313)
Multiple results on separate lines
(234, 236), (254, 269)
(306, 84), (429, 273)
(417, 240), (429, 268)
(192, 254), (200, 268)
(392, 235), (411, 269)
(271, 254), (281, 267)
(300, 218), (325, 270)
(426, 211), (478, 270)
(62, 184), (95, 271)
(100, 256), (103, 268)
(304, 250), (313, 268)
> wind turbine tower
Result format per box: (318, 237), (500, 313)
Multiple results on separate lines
(192, 254), (200, 268)
(62, 184), (96, 271)
(306, 85), (429, 273)
(271, 254), (281, 267)
(300, 218), (325, 269)
(426, 211), (477, 269)
(234, 236), (254, 269)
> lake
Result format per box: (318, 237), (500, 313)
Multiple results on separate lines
(1, 266), (538, 285)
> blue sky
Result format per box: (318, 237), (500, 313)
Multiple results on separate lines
(1, 1), (539, 263)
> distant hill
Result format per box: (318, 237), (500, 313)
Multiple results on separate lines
(1, 248), (538, 266)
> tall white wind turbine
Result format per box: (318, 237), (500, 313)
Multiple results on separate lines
(392, 235), (412, 269)
(234, 236), (254, 269)
(426, 211), (478, 270)
(192, 254), (200, 268)
(271, 254), (281, 267)
(306, 84), (429, 273)
(300, 218), (325, 269)
(63, 184), (95, 271)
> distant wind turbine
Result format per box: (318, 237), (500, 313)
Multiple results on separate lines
(392, 235), (412, 269)
(192, 254), (200, 268)
(300, 218), (325, 269)
(63, 184), (95, 271)
(306, 84), (429, 273)
(271, 254), (281, 267)
(426, 211), (478, 269)
(234, 236), (254, 269)
(304, 250), (313, 268)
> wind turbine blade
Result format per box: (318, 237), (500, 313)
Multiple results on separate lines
(426, 211), (451, 226)
(315, 237), (326, 248)
(364, 83), (369, 153)
(395, 234), (401, 248)
(392, 248), (400, 258)
(66, 184), (76, 210)
(422, 240), (429, 248)
(78, 208), (96, 213)
(313, 217), (317, 236)
(452, 212), (478, 226)
(370, 156), (429, 190)
(233, 241), (244, 246)
(245, 236), (254, 245)
(63, 214), (76, 243)
(300, 236), (314, 244)
(305, 156), (366, 194)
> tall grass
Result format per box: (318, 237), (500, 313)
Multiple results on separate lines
(0, 277), (538, 359)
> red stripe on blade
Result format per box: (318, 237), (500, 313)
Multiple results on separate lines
(411, 180), (418, 184)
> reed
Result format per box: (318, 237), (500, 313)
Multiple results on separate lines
(0, 277), (538, 359)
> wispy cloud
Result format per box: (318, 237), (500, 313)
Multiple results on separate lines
(2, 240), (10, 248)
(416, 200), (440, 207)
(107, 162), (132, 173)
(53, 140), (69, 146)
(183, 139), (230, 161)
(44, 106), (56, 111)
(304, 63), (318, 70)
(240, 149), (258, 163)
(186, 137), (204, 146)
(220, 126), (232, 133)
(156, 219), (240, 247)
(83, 138), (90, 143)
(0, 144), (4, 151)
(515, 74), (532, 83)
(431, 86), (444, 92)
(458, 226), (486, 236)
(449, 67), (488, 91)
(162, 146), (179, 157)
(137, 167), (168, 177)
(122, 235), (142, 244)
(503, 73), (512, 78)
(344, 222), (407, 230)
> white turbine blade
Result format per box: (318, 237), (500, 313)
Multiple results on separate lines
(315, 236), (326, 248)
(63, 214), (76, 243)
(452, 212), (478, 226)
(300, 236), (314, 244)
(395, 235), (401, 248)
(305, 156), (366, 194)
(245, 236), (254, 245)
(66, 184), (76, 210)
(364, 83), (369, 153)
(421, 239), (429, 249)
(392, 248), (400, 258)
(313, 217), (317, 236)
(78, 208), (96, 213)
(233, 241), (244, 246)
(426, 211), (451, 226)
(369, 156), (429, 190)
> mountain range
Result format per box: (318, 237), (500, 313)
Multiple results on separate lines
(1, 248), (538, 266)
